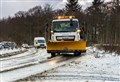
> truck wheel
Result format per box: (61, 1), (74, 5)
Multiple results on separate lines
(51, 53), (55, 57)
(74, 52), (81, 56)
(57, 53), (60, 55)
(44, 46), (46, 49)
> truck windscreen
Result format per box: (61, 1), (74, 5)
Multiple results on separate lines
(38, 40), (45, 43)
(53, 21), (78, 32)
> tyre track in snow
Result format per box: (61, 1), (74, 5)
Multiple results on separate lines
(1, 54), (83, 82)
(0, 54), (75, 73)
(17, 50), (120, 82)
(0, 48), (36, 61)
(37, 73), (120, 81)
(0, 49), (28, 60)
(0, 48), (42, 72)
(0, 55), (60, 73)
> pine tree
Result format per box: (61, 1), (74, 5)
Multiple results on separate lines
(65, 0), (81, 15)
(92, 0), (104, 7)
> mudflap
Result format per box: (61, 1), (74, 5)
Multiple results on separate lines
(47, 40), (86, 54)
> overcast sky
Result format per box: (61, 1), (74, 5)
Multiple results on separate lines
(0, 0), (112, 19)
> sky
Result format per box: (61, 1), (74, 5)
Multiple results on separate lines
(0, 0), (112, 19)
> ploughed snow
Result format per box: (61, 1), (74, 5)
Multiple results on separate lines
(0, 48), (22, 55)
(0, 48), (50, 72)
(0, 47), (120, 82)
(28, 47), (120, 82)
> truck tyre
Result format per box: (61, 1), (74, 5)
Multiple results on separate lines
(51, 53), (55, 57)
(57, 53), (60, 55)
(44, 46), (46, 49)
(74, 52), (81, 56)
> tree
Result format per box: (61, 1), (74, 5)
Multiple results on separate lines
(86, 0), (104, 43)
(0, 4), (54, 45)
(65, 0), (81, 15)
(92, 0), (104, 7)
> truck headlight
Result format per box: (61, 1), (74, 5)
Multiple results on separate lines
(51, 31), (53, 33)
(77, 29), (81, 33)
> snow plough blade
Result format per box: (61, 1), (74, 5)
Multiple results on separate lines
(47, 41), (86, 53)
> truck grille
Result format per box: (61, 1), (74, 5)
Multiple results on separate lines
(40, 44), (45, 46)
(56, 36), (75, 41)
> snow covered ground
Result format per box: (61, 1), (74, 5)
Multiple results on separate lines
(0, 48), (21, 55)
(20, 47), (120, 82)
(0, 50), (79, 82)
(0, 46), (119, 82)
(0, 48), (51, 72)
(0, 48), (27, 58)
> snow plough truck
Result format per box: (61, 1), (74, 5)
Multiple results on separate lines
(46, 16), (86, 57)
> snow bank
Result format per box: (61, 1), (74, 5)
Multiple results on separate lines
(29, 46), (120, 82)
(0, 48), (27, 58)
(0, 48), (21, 55)
(87, 46), (119, 58)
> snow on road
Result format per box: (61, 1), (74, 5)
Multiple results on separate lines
(0, 52), (80, 82)
(0, 47), (26, 55)
(0, 48), (27, 58)
(0, 47), (120, 82)
(0, 48), (34, 61)
(0, 48), (51, 72)
(0, 48), (51, 82)
(21, 47), (120, 82)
